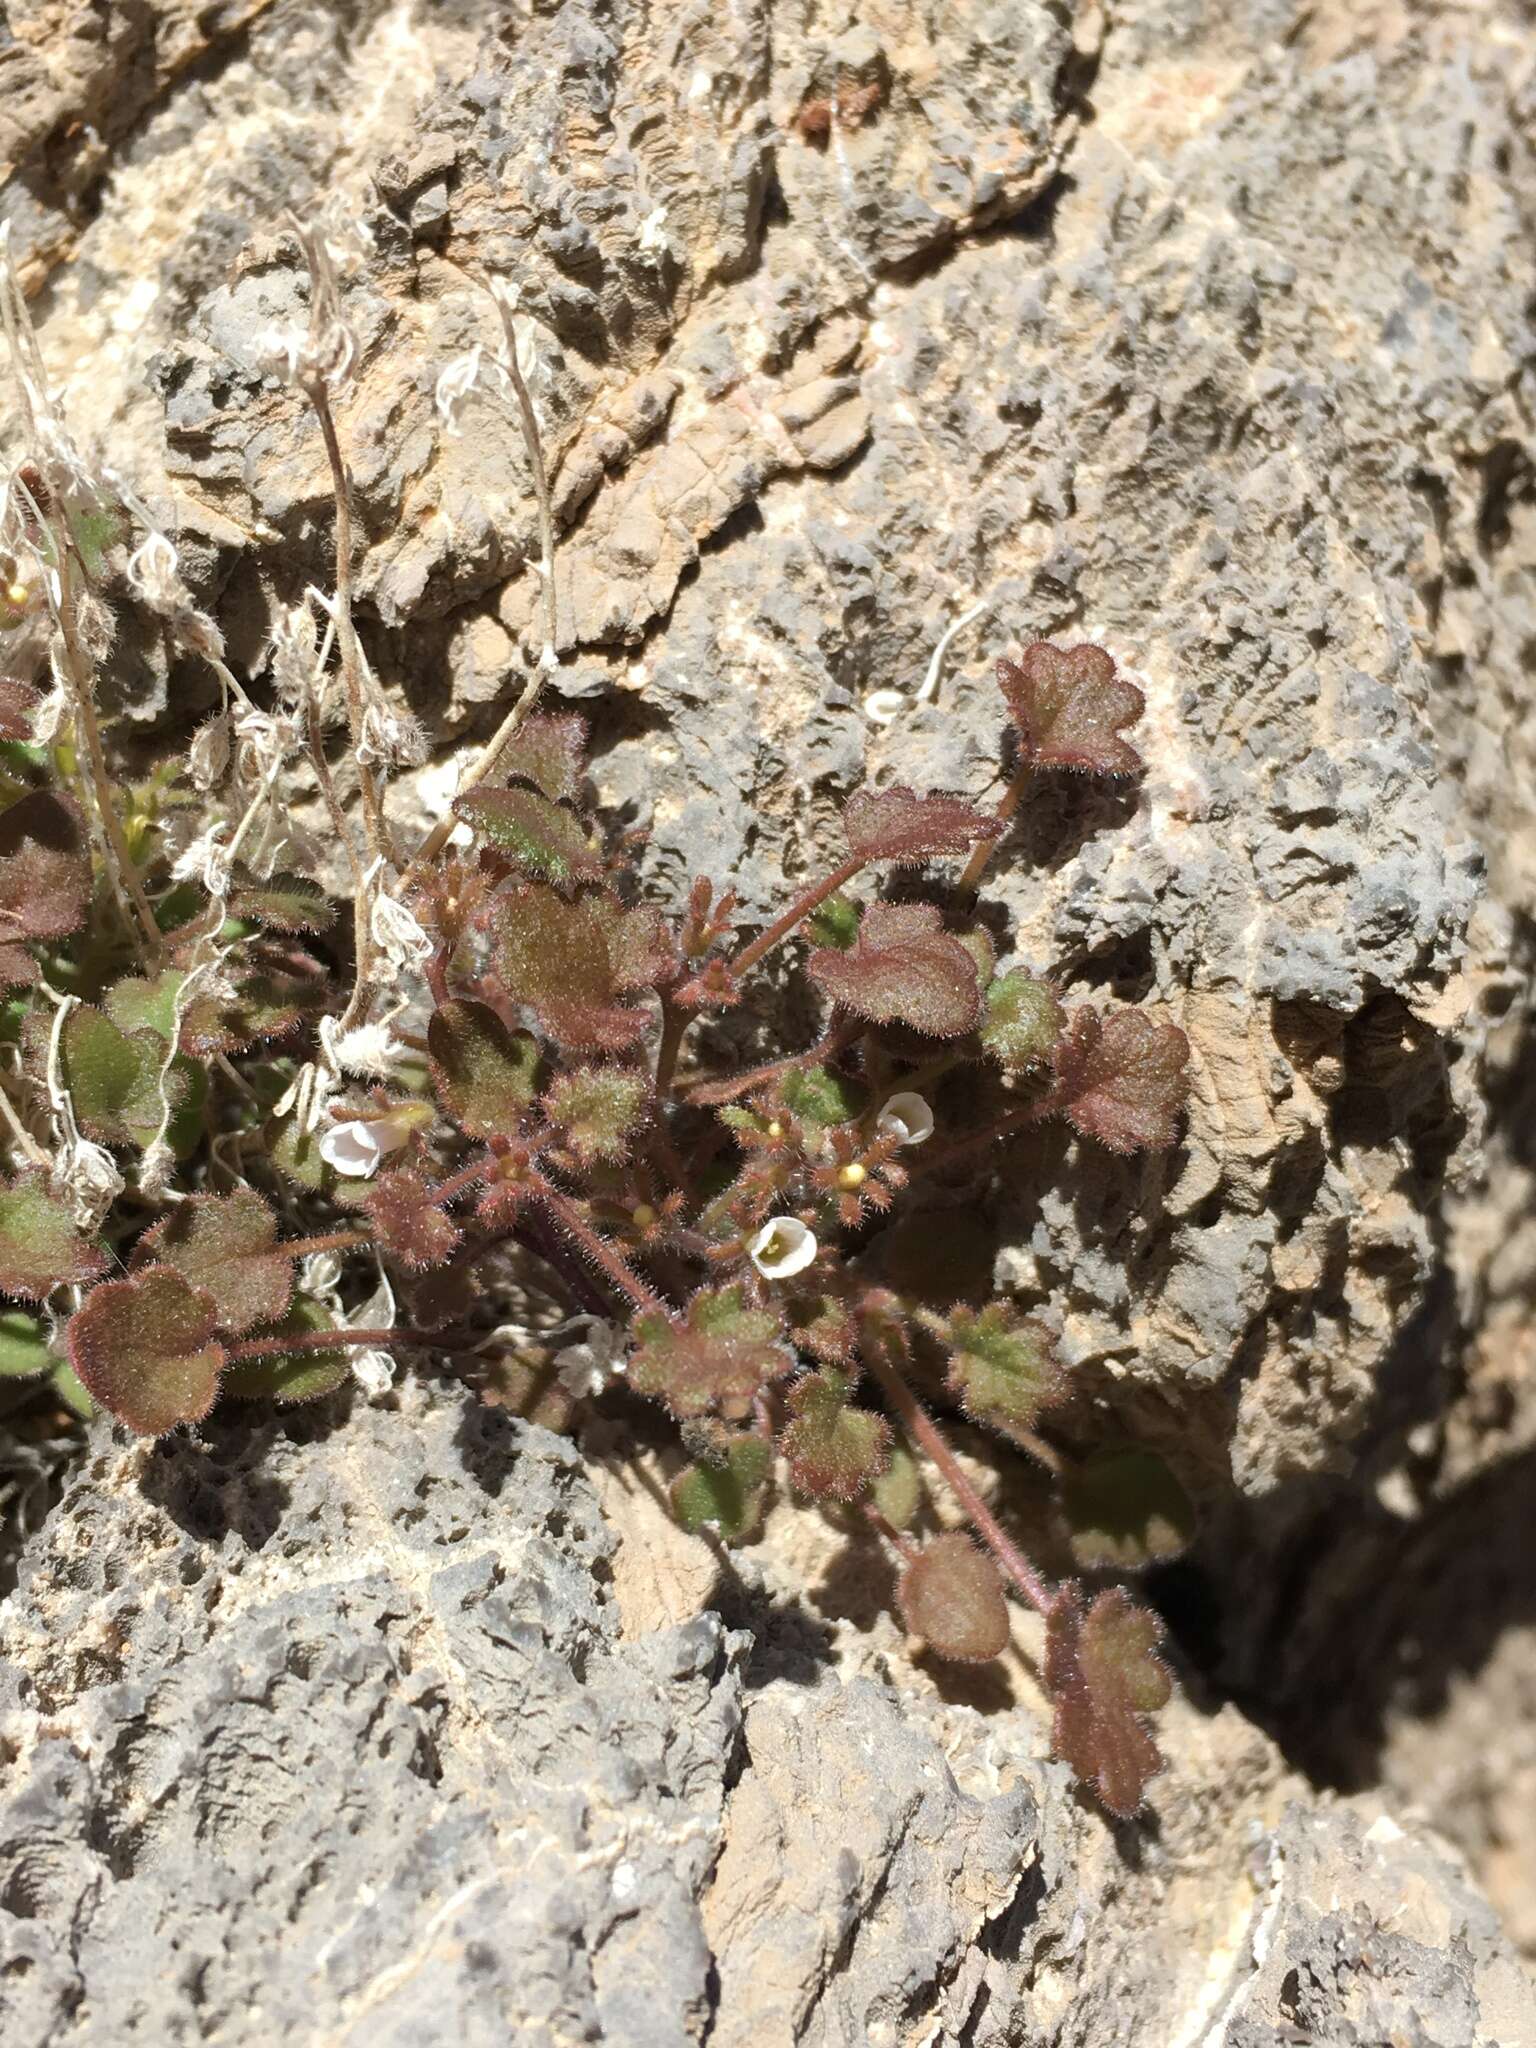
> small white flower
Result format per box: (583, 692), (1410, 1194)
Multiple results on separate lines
(863, 689), (907, 726)
(125, 530), (181, 610)
(188, 713), (231, 790)
(877, 1092), (935, 1147)
(351, 1348), (397, 1397)
(748, 1216), (818, 1280)
(552, 1318), (628, 1398)
(369, 885), (433, 975)
(169, 821), (231, 898)
(319, 1015), (404, 1079)
(318, 1113), (415, 1178)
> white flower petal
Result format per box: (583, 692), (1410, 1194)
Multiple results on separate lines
(318, 1115), (411, 1179)
(748, 1216), (818, 1279)
(877, 1091), (935, 1147)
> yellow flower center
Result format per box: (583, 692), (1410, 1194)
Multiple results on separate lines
(836, 1162), (868, 1190)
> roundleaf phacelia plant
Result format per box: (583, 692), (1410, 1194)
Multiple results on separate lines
(0, 223), (1194, 1821)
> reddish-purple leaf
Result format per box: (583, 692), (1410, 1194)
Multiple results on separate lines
(364, 1168), (462, 1270)
(1047, 1006), (1190, 1154)
(0, 680), (41, 742)
(997, 643), (1145, 776)
(508, 713), (588, 803)
(0, 943), (38, 990)
(0, 1174), (107, 1300)
(1044, 1584), (1172, 1817)
(843, 786), (1000, 866)
(898, 1532), (1011, 1662)
(493, 885), (668, 1051)
(807, 902), (983, 1038)
(66, 1265), (226, 1436)
(135, 1188), (295, 1334)
(781, 1366), (891, 1501)
(0, 788), (90, 942)
(628, 1284), (790, 1420)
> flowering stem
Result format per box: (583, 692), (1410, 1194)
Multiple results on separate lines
(279, 1227), (375, 1262)
(225, 1325), (420, 1364)
(729, 854), (866, 978)
(305, 375), (390, 871)
(528, 1171), (666, 1314)
(429, 1157), (494, 1208)
(860, 1336), (1057, 1617)
(654, 1000), (688, 1098)
(400, 279), (559, 891)
(683, 1017), (862, 1108)
(918, 1097), (1052, 1174)
(958, 759), (1035, 896)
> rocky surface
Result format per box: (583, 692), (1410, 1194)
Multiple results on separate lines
(2, 1381), (1533, 2048)
(4, 0), (1536, 2033)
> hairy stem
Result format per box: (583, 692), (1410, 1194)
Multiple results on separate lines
(401, 279), (559, 889)
(730, 854), (866, 978)
(225, 1325), (422, 1363)
(306, 376), (390, 869)
(861, 1335), (1056, 1616)
(917, 1096), (1052, 1174)
(528, 1171), (666, 1314)
(958, 759), (1035, 895)
(683, 1017), (862, 1108)
(654, 1001), (688, 1098)
(278, 1227), (376, 1262)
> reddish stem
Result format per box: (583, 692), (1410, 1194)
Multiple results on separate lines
(528, 1171), (667, 1314)
(654, 1000), (688, 1099)
(729, 853), (866, 978)
(958, 759), (1035, 896)
(917, 1097), (1053, 1174)
(226, 1325), (421, 1363)
(683, 1017), (862, 1108)
(861, 1334), (1057, 1617)
(430, 1156), (494, 1208)
(279, 1227), (375, 1262)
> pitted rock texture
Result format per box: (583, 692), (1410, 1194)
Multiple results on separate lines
(1, 1382), (1532, 2048)
(5, 0), (1536, 2012)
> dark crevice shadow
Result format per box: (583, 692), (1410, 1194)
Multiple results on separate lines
(1148, 983), (1524, 1799)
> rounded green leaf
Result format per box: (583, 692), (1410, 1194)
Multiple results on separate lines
(454, 786), (604, 888)
(135, 1188), (295, 1336)
(670, 1437), (772, 1542)
(781, 1367), (891, 1502)
(981, 970), (1064, 1070)
(0, 1175), (107, 1300)
(220, 1300), (352, 1406)
(0, 1307), (52, 1378)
